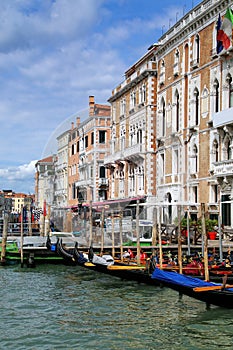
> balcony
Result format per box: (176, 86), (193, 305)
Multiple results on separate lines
(99, 178), (109, 187)
(104, 150), (124, 165)
(213, 159), (233, 178)
(212, 107), (233, 128)
(75, 179), (92, 188)
(123, 143), (145, 161)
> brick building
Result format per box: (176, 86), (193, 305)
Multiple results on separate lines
(68, 96), (111, 207)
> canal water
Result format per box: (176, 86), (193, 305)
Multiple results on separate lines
(1, 264), (233, 350)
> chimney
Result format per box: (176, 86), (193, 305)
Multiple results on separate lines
(89, 95), (95, 116)
(76, 117), (80, 127)
(71, 122), (74, 130)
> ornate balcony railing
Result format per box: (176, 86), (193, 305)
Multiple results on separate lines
(213, 159), (233, 177)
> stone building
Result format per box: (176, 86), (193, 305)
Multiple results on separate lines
(105, 47), (157, 219)
(105, 0), (233, 228)
(68, 96), (111, 207)
(35, 155), (56, 209)
(54, 130), (69, 208)
(155, 0), (233, 225)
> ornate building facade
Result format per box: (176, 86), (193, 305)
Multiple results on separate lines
(68, 96), (111, 207)
(105, 48), (157, 219)
(155, 0), (233, 225)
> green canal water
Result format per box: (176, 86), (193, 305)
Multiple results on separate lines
(1, 264), (233, 350)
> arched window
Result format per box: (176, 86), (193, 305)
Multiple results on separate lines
(213, 139), (219, 162)
(137, 129), (142, 144)
(194, 34), (200, 64)
(194, 88), (199, 125)
(193, 144), (198, 173)
(214, 79), (219, 112)
(226, 139), (232, 160)
(174, 49), (180, 76)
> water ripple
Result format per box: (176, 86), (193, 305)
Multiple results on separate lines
(1, 265), (233, 349)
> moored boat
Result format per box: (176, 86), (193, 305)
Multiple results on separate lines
(151, 267), (233, 308)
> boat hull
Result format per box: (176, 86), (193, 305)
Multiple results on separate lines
(152, 268), (233, 308)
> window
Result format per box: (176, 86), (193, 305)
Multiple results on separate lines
(193, 144), (198, 173)
(193, 186), (198, 203)
(99, 166), (105, 178)
(130, 91), (136, 109)
(161, 98), (166, 137)
(160, 153), (165, 177)
(71, 144), (75, 155)
(85, 135), (88, 148)
(91, 132), (94, 145)
(174, 49), (179, 76)
(99, 130), (106, 143)
(175, 90), (179, 132)
(193, 34), (200, 65)
(194, 88), (199, 125)
(159, 60), (165, 85)
(77, 141), (79, 153)
(72, 183), (76, 200)
(139, 84), (146, 104)
(211, 184), (218, 203)
(226, 139), (232, 160)
(173, 149), (179, 175)
(214, 79), (219, 113)
(226, 74), (233, 108)
(90, 166), (93, 179)
(213, 140), (219, 162)
(137, 129), (142, 144)
(120, 98), (126, 116)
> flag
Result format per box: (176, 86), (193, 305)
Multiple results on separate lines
(217, 8), (233, 51)
(43, 200), (47, 217)
(217, 14), (223, 53)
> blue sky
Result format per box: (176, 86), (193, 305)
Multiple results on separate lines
(0, 0), (202, 194)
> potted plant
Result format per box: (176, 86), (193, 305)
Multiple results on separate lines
(205, 218), (218, 240)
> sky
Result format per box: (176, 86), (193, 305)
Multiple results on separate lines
(0, 0), (202, 194)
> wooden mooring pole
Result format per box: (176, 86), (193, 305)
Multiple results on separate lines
(152, 207), (157, 246)
(20, 206), (24, 267)
(201, 203), (209, 281)
(1, 213), (8, 265)
(177, 205), (183, 274)
(136, 200), (140, 266)
(89, 201), (93, 247)
(100, 207), (105, 252)
(119, 208), (123, 261)
(158, 206), (163, 270)
(111, 211), (115, 258)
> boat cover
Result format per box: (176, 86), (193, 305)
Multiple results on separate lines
(92, 254), (114, 266)
(151, 268), (221, 288)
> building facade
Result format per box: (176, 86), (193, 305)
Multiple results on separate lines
(155, 0), (233, 225)
(54, 130), (69, 208)
(105, 48), (157, 219)
(35, 155), (56, 209)
(68, 96), (111, 207)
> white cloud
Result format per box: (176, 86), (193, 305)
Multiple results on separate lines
(0, 0), (195, 193)
(0, 160), (37, 193)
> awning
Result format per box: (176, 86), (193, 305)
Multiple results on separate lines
(82, 196), (146, 208)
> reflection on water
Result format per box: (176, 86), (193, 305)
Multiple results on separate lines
(0, 264), (233, 350)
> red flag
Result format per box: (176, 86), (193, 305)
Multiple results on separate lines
(43, 200), (47, 217)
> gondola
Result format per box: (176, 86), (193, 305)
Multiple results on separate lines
(56, 238), (77, 265)
(151, 268), (233, 308)
(66, 244), (161, 285)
